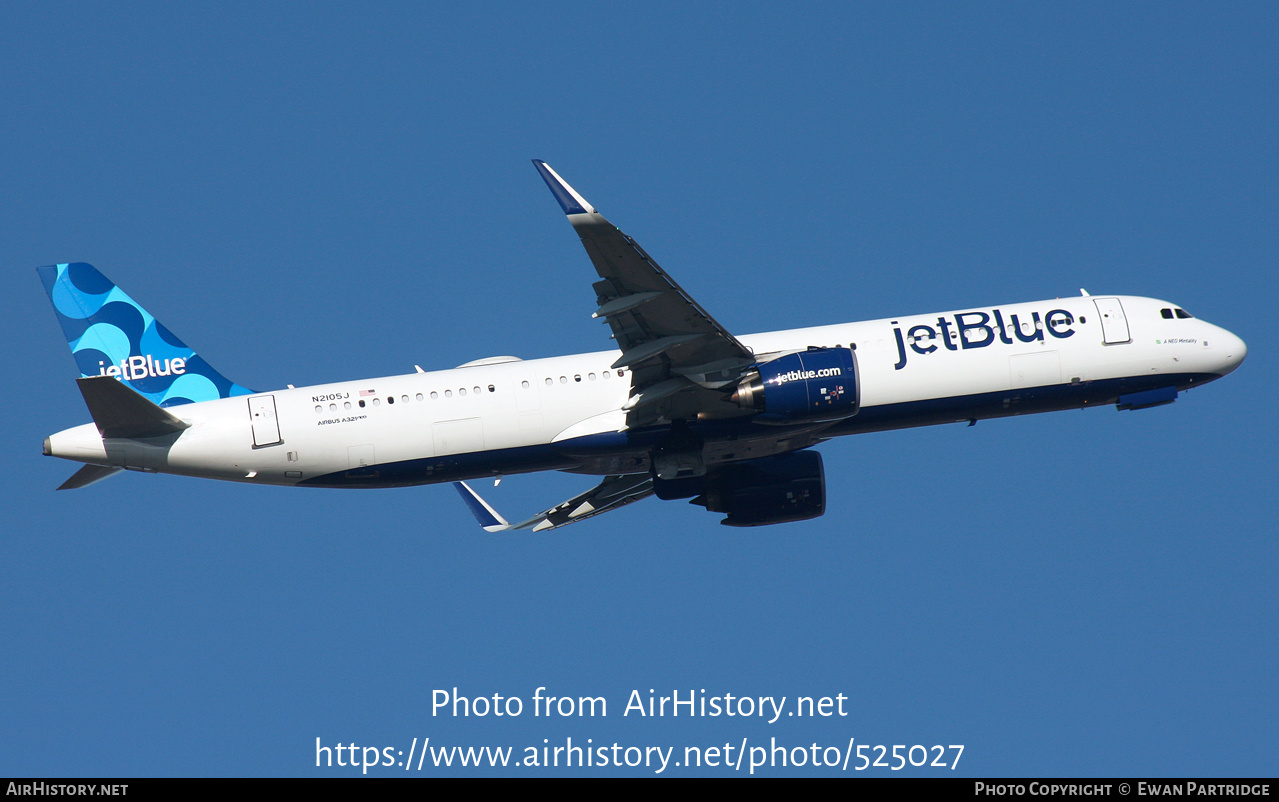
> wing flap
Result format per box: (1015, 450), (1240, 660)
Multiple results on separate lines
(610, 334), (705, 370)
(577, 226), (752, 366)
(454, 474), (654, 533)
(516, 474), (654, 531)
(593, 291), (663, 319)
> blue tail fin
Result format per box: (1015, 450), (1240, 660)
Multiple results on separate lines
(38, 262), (254, 407)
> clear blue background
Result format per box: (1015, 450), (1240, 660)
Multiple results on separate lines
(2, 2), (1274, 777)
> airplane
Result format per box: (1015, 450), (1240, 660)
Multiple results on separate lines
(39, 160), (1247, 530)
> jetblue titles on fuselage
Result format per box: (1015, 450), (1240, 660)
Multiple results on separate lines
(892, 307), (1076, 370)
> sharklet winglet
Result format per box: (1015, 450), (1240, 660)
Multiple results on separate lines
(454, 481), (512, 532)
(532, 160), (596, 216)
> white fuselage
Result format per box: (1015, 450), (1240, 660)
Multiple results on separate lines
(44, 294), (1246, 488)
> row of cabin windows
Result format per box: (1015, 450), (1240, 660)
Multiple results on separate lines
(313, 369), (627, 414)
(315, 387), (490, 414)
(432, 385), (495, 400)
(521, 368), (624, 389)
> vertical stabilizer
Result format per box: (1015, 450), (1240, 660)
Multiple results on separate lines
(38, 262), (254, 407)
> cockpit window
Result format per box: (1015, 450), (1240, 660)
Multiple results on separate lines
(1174, 308), (1193, 319)
(1160, 308), (1174, 319)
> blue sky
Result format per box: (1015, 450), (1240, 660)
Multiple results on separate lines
(2, 3), (1275, 776)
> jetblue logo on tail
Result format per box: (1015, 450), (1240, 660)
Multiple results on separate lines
(39, 262), (255, 406)
(99, 357), (187, 381)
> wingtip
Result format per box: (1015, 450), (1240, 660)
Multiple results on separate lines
(532, 160), (595, 216)
(454, 481), (511, 532)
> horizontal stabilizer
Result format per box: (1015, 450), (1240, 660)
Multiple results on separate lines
(57, 463), (123, 490)
(77, 375), (190, 439)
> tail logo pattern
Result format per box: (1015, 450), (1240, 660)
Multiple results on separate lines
(38, 262), (254, 407)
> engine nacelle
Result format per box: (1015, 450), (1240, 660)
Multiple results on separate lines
(731, 347), (859, 421)
(690, 451), (826, 527)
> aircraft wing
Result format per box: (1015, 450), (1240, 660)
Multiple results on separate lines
(533, 161), (756, 426)
(455, 474), (654, 532)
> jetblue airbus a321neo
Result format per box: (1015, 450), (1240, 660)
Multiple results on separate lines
(39, 161), (1247, 529)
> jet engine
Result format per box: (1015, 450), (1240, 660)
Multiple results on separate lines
(730, 347), (859, 421)
(691, 450), (826, 527)
(652, 451), (826, 526)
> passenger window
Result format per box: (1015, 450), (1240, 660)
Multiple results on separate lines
(359, 400), (366, 408)
(574, 374), (581, 382)
(474, 386), (481, 395)
(459, 388), (467, 396)
(416, 393), (423, 402)
(314, 405), (322, 414)
(488, 385), (495, 393)
(544, 378), (552, 386)
(431, 391), (438, 400)
(560, 376), (567, 384)
(387, 396), (394, 405)
(589, 373), (596, 381)
(344, 401), (351, 410)
(373, 398), (381, 407)
(522, 380), (530, 389)
(445, 390), (452, 398)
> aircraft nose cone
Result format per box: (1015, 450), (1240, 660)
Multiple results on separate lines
(1216, 329), (1247, 375)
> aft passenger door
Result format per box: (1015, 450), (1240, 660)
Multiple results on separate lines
(248, 395), (283, 448)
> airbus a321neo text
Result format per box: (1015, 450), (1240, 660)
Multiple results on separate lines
(39, 161), (1247, 529)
